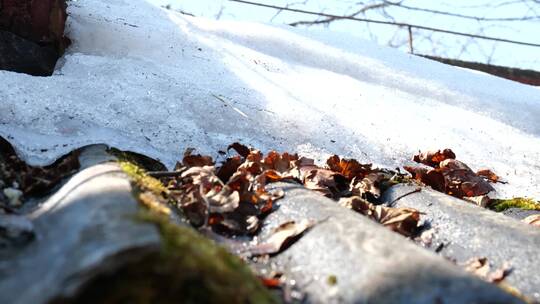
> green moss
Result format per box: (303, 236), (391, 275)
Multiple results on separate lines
(327, 275), (337, 286)
(50, 212), (278, 304)
(90, 160), (278, 304)
(135, 211), (278, 304)
(108, 147), (167, 172)
(489, 197), (540, 212)
(119, 161), (168, 196)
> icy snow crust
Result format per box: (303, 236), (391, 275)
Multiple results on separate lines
(1, 0), (540, 199)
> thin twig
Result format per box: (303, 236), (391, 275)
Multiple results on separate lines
(385, 1), (540, 22)
(228, 0), (540, 48)
(147, 168), (188, 178)
(388, 187), (422, 207)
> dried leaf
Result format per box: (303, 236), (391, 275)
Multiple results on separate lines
(263, 151), (298, 173)
(303, 168), (347, 197)
(350, 172), (385, 202)
(227, 171), (260, 204)
(182, 148), (214, 168)
(406, 155), (494, 198)
(339, 196), (421, 237)
(440, 159), (494, 197)
(237, 150), (264, 175)
(206, 186), (240, 213)
(260, 277), (281, 289)
(302, 169), (332, 196)
(522, 214), (540, 227)
(180, 193), (207, 227)
(326, 155), (371, 180)
(227, 142), (251, 158)
(261, 189), (285, 214)
(181, 166), (221, 188)
(256, 169), (289, 184)
(464, 195), (490, 207)
(174, 166), (226, 226)
(413, 149), (456, 168)
(248, 219), (315, 256)
(476, 168), (500, 183)
(404, 166), (445, 192)
(216, 156), (243, 183)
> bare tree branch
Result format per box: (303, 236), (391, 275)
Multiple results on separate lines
(269, 0), (309, 22)
(228, 0), (540, 67)
(384, 1), (540, 21)
(289, 2), (390, 26)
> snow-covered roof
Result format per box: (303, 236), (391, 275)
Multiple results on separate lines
(1, 0), (539, 199)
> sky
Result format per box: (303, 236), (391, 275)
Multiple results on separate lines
(149, 0), (540, 70)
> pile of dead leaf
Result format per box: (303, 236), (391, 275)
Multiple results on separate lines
(404, 149), (498, 199)
(156, 142), (422, 239)
(404, 148), (540, 230)
(404, 148), (512, 209)
(0, 137), (80, 211)
(149, 142), (425, 297)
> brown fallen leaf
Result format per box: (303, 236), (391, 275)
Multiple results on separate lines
(216, 155), (243, 183)
(406, 151), (494, 198)
(326, 155), (372, 180)
(255, 169), (294, 186)
(302, 168), (348, 198)
(228, 171), (271, 205)
(476, 168), (500, 183)
(247, 219), (315, 256)
(413, 149), (456, 168)
(227, 142), (251, 158)
(181, 165), (221, 189)
(260, 277), (282, 289)
(350, 172), (385, 202)
(464, 195), (490, 208)
(164, 143), (407, 238)
(237, 149), (264, 175)
(174, 166), (243, 228)
(440, 159), (494, 197)
(522, 214), (540, 227)
(169, 150), (290, 236)
(177, 189), (207, 227)
(339, 196), (421, 237)
(404, 166), (445, 192)
(263, 151), (299, 173)
(205, 185), (240, 213)
(182, 148), (214, 168)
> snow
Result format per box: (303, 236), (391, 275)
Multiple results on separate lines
(1, 0), (540, 199)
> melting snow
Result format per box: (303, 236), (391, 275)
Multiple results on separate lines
(1, 0), (540, 199)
